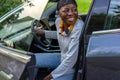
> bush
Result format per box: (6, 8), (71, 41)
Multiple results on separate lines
(0, 0), (22, 17)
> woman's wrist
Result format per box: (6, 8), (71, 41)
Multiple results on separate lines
(36, 29), (45, 36)
(43, 74), (53, 80)
(48, 74), (53, 79)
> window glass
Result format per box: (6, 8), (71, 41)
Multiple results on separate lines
(46, 2), (55, 9)
(0, 11), (33, 52)
(0, 1), (56, 53)
(86, 0), (109, 34)
(105, 0), (120, 29)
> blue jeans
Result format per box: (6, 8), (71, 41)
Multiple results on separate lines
(35, 53), (61, 68)
(34, 53), (74, 80)
(34, 53), (60, 77)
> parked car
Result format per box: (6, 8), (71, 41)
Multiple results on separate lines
(0, 0), (120, 80)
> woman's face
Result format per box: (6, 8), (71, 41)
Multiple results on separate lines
(59, 4), (78, 26)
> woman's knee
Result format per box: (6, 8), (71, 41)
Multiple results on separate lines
(35, 53), (61, 68)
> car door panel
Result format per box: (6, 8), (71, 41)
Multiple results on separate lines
(86, 29), (120, 80)
(0, 53), (26, 80)
(0, 45), (35, 80)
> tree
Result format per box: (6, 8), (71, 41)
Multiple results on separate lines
(0, 0), (22, 17)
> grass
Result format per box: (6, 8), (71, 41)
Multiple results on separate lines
(76, 0), (92, 14)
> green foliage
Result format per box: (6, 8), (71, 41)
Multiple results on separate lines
(0, 0), (22, 17)
(76, 0), (92, 14)
(0, 0), (92, 17)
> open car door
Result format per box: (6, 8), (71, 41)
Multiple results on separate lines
(0, 45), (35, 80)
(86, 29), (120, 80)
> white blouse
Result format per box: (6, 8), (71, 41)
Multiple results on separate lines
(45, 18), (84, 79)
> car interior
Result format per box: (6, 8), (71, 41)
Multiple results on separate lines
(0, 0), (88, 80)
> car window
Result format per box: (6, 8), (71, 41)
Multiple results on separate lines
(0, 1), (57, 53)
(105, 0), (120, 29)
(0, 5), (35, 52)
(46, 2), (55, 9)
(0, 12), (33, 52)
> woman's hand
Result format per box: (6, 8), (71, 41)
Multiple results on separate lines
(34, 27), (45, 36)
(43, 74), (53, 80)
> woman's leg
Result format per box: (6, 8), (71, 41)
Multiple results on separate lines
(34, 53), (61, 78)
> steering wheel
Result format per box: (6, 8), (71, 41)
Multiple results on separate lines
(31, 19), (52, 49)
(31, 19), (60, 52)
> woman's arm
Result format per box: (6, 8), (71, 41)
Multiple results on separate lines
(35, 28), (57, 39)
(45, 31), (57, 39)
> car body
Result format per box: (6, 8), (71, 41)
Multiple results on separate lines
(0, 0), (120, 80)
(77, 0), (120, 80)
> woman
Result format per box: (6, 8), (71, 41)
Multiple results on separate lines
(34, 0), (84, 80)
